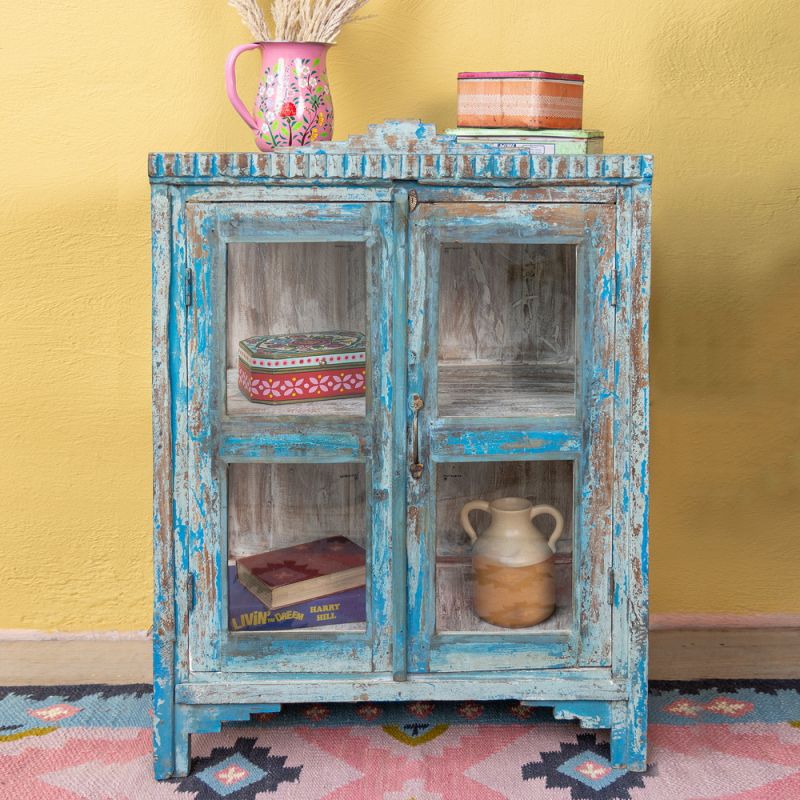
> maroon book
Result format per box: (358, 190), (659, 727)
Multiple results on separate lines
(236, 535), (366, 610)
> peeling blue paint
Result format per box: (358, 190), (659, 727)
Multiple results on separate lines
(440, 428), (581, 457)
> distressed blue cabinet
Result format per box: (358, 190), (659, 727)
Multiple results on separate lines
(150, 121), (652, 778)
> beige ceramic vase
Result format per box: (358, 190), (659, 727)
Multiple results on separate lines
(460, 497), (564, 628)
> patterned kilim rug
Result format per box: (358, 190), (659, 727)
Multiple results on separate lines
(1, 682), (799, 799)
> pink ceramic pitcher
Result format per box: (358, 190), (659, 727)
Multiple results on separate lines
(225, 41), (334, 152)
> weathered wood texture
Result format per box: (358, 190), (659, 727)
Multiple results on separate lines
(149, 121), (653, 183)
(436, 241), (576, 417)
(608, 181), (651, 770)
(185, 200), (394, 684)
(151, 187), (173, 778)
(438, 364), (575, 417)
(227, 462), (366, 556)
(150, 120), (651, 777)
(522, 699), (613, 729)
(574, 203), (616, 671)
(175, 673), (627, 704)
(405, 199), (615, 678)
(439, 243), (575, 365)
(649, 629), (800, 679)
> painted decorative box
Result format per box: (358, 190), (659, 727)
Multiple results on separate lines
(457, 70), (584, 130)
(237, 330), (367, 404)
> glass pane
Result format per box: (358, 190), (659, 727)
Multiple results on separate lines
(227, 463), (367, 633)
(226, 241), (367, 416)
(435, 460), (573, 633)
(438, 243), (576, 417)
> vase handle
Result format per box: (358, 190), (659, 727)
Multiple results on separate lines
(460, 500), (491, 544)
(225, 43), (260, 132)
(529, 505), (565, 552)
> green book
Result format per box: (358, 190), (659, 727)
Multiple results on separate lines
(444, 128), (604, 155)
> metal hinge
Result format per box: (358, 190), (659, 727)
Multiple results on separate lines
(188, 572), (195, 612)
(408, 189), (418, 213)
(186, 269), (193, 308)
(609, 568), (616, 607)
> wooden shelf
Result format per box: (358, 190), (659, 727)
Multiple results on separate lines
(230, 620), (366, 634)
(438, 363), (575, 418)
(227, 365), (575, 419)
(436, 559), (573, 634)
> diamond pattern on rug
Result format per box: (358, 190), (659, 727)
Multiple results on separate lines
(176, 737), (301, 798)
(651, 684), (800, 725)
(520, 732), (647, 799)
(556, 750), (628, 790)
(194, 753), (268, 796)
(187, 726), (361, 800)
(27, 703), (82, 723)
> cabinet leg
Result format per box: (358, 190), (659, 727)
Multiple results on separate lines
(609, 700), (647, 772)
(165, 702), (281, 778)
(170, 704), (193, 778)
(153, 714), (176, 779)
(174, 728), (191, 778)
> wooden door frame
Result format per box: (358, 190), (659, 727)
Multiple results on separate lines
(404, 197), (616, 673)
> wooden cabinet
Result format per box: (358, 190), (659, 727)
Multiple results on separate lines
(150, 121), (652, 778)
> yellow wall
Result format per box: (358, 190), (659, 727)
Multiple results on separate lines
(1, 0), (799, 631)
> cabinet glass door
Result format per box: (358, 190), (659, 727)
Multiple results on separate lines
(406, 199), (615, 673)
(186, 199), (395, 674)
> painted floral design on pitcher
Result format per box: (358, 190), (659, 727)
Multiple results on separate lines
(255, 56), (332, 148)
(226, 42), (334, 152)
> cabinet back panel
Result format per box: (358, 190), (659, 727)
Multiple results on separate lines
(226, 242), (367, 368)
(438, 243), (576, 366)
(227, 462), (366, 558)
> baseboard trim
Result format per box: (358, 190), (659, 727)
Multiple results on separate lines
(0, 629), (149, 641)
(649, 613), (800, 631)
(1, 627), (798, 685)
(648, 628), (800, 680)
(0, 639), (152, 685)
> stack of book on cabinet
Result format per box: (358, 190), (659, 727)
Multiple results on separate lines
(445, 127), (604, 154)
(229, 535), (366, 632)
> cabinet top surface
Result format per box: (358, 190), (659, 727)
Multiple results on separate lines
(149, 120), (653, 184)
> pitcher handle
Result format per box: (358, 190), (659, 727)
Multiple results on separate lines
(460, 500), (491, 544)
(225, 43), (260, 132)
(530, 505), (565, 552)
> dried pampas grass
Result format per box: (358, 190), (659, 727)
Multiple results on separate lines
(227, 0), (271, 41)
(227, 0), (371, 44)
